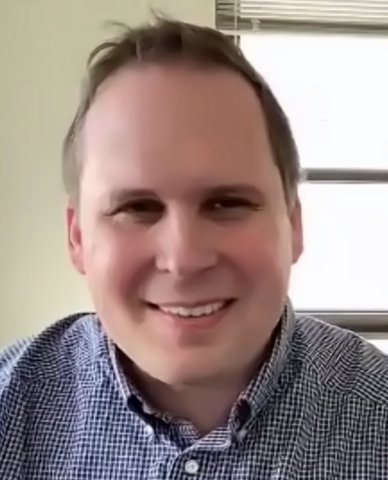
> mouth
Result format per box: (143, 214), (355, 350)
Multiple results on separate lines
(145, 299), (236, 325)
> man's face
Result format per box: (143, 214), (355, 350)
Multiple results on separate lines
(68, 65), (303, 386)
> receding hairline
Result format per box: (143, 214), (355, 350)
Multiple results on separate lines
(74, 59), (268, 173)
(85, 59), (266, 125)
(62, 18), (301, 205)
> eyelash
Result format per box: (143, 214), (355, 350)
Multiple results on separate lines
(202, 197), (260, 211)
(113, 197), (261, 222)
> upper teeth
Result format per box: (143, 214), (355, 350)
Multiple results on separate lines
(159, 301), (226, 318)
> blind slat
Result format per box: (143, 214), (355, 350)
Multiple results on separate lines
(216, 0), (388, 31)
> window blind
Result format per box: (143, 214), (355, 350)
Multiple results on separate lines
(216, 1), (388, 32)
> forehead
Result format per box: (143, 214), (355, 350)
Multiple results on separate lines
(81, 64), (280, 195)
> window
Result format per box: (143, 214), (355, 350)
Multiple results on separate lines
(240, 32), (388, 313)
(216, 0), (388, 333)
(370, 339), (388, 354)
(292, 184), (388, 311)
(241, 33), (388, 171)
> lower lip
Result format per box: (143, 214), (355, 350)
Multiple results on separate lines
(153, 303), (233, 330)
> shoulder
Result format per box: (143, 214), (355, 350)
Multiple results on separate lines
(294, 314), (388, 405)
(0, 312), (106, 392)
(0, 313), (112, 472)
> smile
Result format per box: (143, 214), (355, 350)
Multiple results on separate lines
(146, 299), (235, 319)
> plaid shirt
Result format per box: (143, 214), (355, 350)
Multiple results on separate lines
(1, 306), (388, 479)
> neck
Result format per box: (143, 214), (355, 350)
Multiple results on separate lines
(123, 339), (274, 435)
(136, 370), (254, 435)
(118, 324), (278, 435)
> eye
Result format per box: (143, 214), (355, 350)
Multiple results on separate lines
(209, 197), (256, 209)
(205, 196), (260, 210)
(114, 199), (165, 223)
(202, 196), (261, 219)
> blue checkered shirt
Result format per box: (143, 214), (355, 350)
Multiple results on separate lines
(1, 306), (388, 479)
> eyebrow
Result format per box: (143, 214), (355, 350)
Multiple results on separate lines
(106, 184), (266, 205)
(108, 188), (157, 204)
(205, 184), (265, 198)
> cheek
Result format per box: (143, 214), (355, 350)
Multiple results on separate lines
(226, 220), (293, 282)
(83, 226), (151, 297)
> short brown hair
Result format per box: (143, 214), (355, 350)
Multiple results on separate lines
(62, 18), (301, 204)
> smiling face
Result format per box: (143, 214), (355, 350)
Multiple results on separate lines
(67, 64), (303, 386)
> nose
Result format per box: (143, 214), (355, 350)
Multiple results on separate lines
(154, 210), (218, 278)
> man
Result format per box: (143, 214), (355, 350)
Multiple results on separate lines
(1, 18), (387, 479)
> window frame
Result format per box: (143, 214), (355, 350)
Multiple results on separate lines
(300, 311), (388, 335)
(217, 2), (388, 333)
(215, 0), (388, 35)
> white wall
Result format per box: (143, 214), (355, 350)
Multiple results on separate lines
(0, 0), (215, 347)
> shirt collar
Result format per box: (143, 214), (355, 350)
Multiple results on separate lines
(231, 299), (297, 435)
(107, 338), (151, 407)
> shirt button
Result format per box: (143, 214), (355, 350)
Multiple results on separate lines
(237, 427), (248, 442)
(184, 459), (200, 475)
(144, 425), (154, 437)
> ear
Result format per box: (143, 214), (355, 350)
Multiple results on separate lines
(67, 200), (86, 275)
(289, 195), (304, 264)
